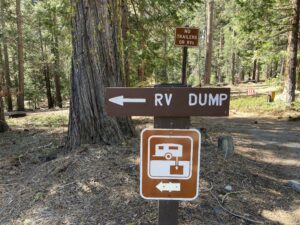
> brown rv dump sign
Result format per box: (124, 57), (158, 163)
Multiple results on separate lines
(106, 87), (230, 117)
(175, 27), (199, 47)
(140, 129), (201, 200)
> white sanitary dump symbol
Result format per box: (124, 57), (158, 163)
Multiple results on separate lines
(154, 143), (183, 160)
(148, 136), (193, 180)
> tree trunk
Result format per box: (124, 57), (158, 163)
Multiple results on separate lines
(198, 30), (203, 84)
(256, 60), (260, 82)
(138, 62), (145, 82)
(204, 0), (214, 85)
(1, 0), (13, 111)
(252, 58), (257, 80)
(68, 0), (135, 148)
(0, 97), (8, 132)
(38, 22), (53, 109)
(273, 60), (278, 77)
(3, 42), (12, 111)
(297, 67), (300, 90)
(283, 0), (300, 104)
(267, 63), (272, 79)
(12, 54), (18, 88)
(280, 58), (285, 78)
(44, 63), (53, 108)
(298, 37), (300, 91)
(16, 0), (25, 111)
(0, 46), (9, 132)
(231, 30), (237, 85)
(53, 36), (62, 108)
(163, 26), (168, 83)
(51, 11), (63, 108)
(231, 51), (236, 85)
(218, 30), (224, 83)
(121, 0), (130, 87)
(240, 69), (245, 82)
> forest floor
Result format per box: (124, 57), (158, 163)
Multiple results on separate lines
(0, 83), (300, 225)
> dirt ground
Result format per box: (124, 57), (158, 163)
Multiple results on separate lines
(0, 108), (300, 224)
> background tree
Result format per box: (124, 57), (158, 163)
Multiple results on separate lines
(0, 46), (9, 132)
(126, 0), (201, 85)
(16, 0), (25, 111)
(1, 0), (13, 111)
(0, 0), (299, 118)
(204, 0), (214, 85)
(283, 0), (300, 104)
(23, 0), (71, 109)
(0, 93), (8, 132)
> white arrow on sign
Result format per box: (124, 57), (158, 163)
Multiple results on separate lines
(156, 182), (181, 192)
(109, 96), (146, 106)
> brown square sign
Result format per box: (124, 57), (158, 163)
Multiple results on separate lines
(140, 129), (201, 200)
(175, 27), (199, 47)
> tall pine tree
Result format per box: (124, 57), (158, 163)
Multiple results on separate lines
(68, 0), (135, 148)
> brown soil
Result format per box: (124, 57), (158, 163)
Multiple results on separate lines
(0, 111), (299, 225)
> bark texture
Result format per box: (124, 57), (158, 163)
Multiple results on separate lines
(3, 41), (12, 111)
(266, 63), (271, 79)
(44, 63), (53, 109)
(68, 0), (135, 148)
(218, 30), (224, 83)
(38, 22), (53, 109)
(52, 11), (63, 108)
(231, 51), (236, 85)
(297, 64), (300, 90)
(121, 0), (130, 87)
(252, 58), (257, 81)
(283, 0), (300, 104)
(16, 0), (25, 111)
(0, 93), (8, 132)
(204, 0), (214, 85)
(231, 31), (236, 85)
(240, 69), (245, 82)
(255, 61), (260, 83)
(280, 58), (286, 77)
(1, 0), (13, 111)
(0, 46), (9, 132)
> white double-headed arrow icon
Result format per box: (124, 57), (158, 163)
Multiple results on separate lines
(156, 182), (181, 192)
(109, 96), (146, 106)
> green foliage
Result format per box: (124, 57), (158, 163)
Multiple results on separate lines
(1, 0), (71, 109)
(7, 111), (68, 127)
(29, 113), (68, 127)
(1, 0), (297, 111)
(231, 0), (290, 75)
(266, 77), (283, 89)
(231, 95), (300, 114)
(127, 0), (202, 86)
(24, 0), (71, 104)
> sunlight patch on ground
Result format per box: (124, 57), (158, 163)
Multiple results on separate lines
(237, 147), (300, 167)
(262, 207), (300, 225)
(129, 156), (140, 165)
(7, 110), (69, 128)
(14, 206), (71, 225)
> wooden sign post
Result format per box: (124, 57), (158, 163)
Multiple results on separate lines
(175, 27), (199, 85)
(154, 84), (194, 225)
(106, 85), (230, 225)
(154, 119), (189, 225)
